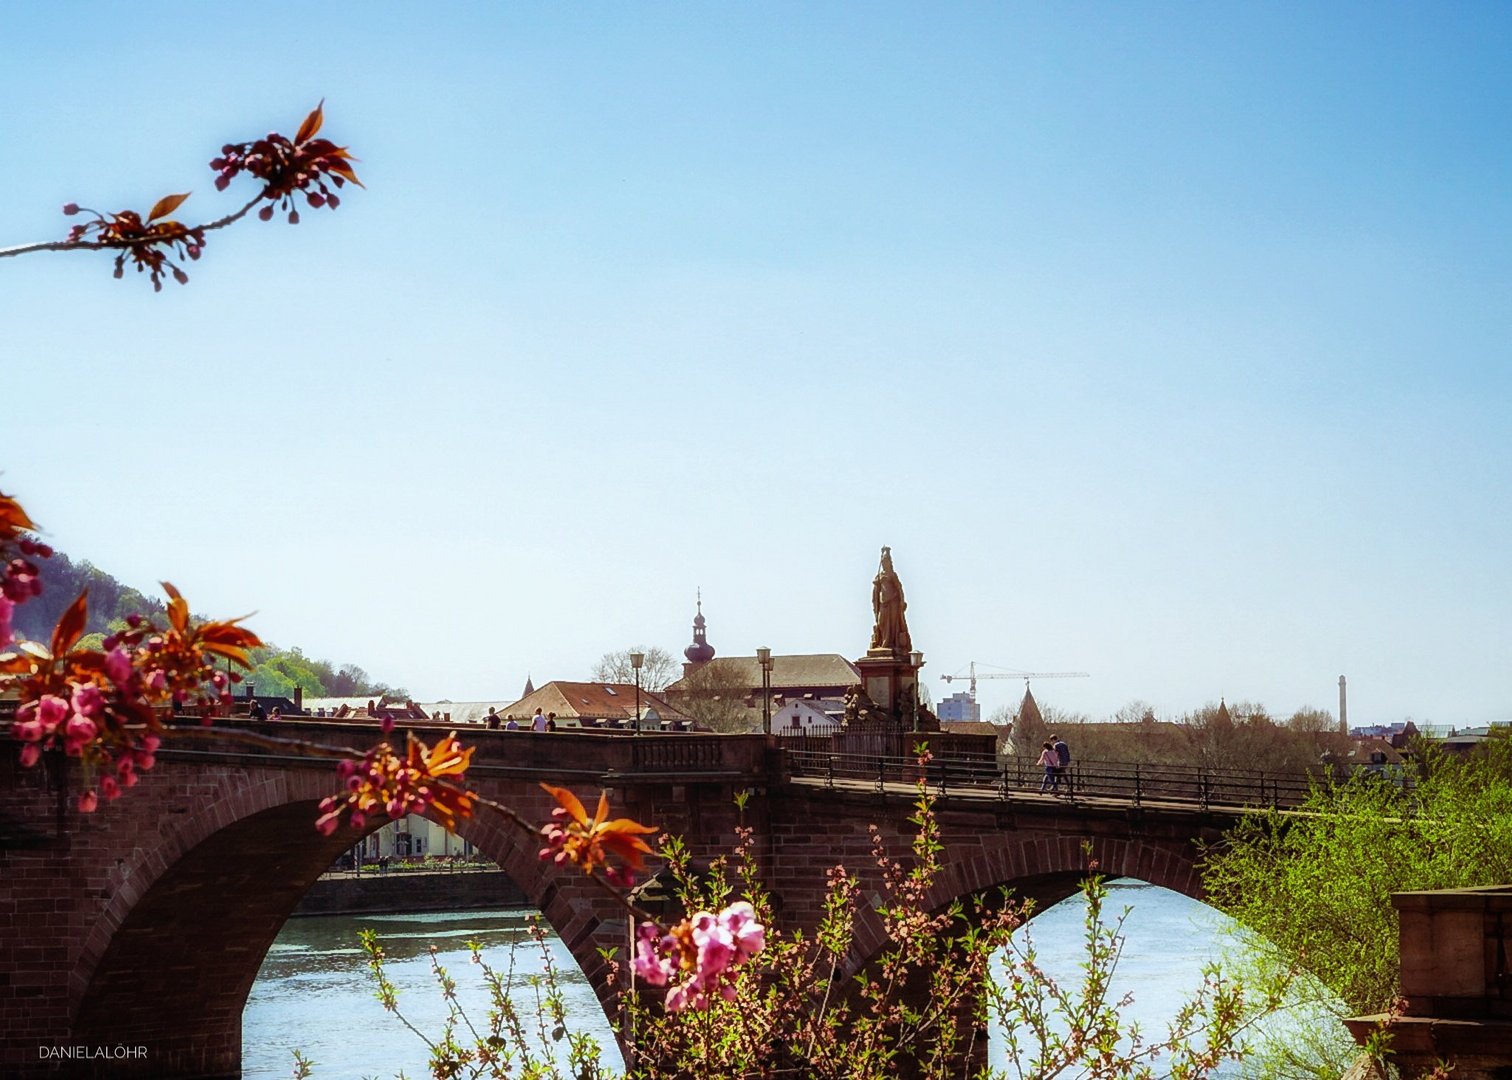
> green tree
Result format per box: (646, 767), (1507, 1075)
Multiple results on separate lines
(1203, 732), (1512, 1074)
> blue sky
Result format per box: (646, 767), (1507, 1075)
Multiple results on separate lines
(3, 3), (1510, 725)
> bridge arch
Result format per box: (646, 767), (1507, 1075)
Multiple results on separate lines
(836, 832), (1205, 981)
(68, 763), (629, 1079)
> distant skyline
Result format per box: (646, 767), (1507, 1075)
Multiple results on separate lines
(4, 4), (1511, 726)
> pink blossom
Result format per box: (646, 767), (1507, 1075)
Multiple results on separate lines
(18, 742), (41, 767)
(12, 715), (44, 743)
(719, 901), (765, 960)
(139, 734), (161, 754)
(691, 911), (735, 979)
(0, 595), (12, 646)
(63, 714), (98, 755)
(100, 775), (121, 801)
(71, 683), (105, 719)
(632, 924), (676, 987)
(104, 648), (132, 685)
(36, 695), (69, 736)
(77, 789), (99, 813)
(146, 670), (167, 693)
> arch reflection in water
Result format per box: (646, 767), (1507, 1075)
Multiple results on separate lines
(243, 910), (624, 1079)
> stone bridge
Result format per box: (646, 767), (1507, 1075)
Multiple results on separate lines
(0, 719), (1261, 1078)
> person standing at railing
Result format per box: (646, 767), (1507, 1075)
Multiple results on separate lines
(1038, 741), (1060, 793)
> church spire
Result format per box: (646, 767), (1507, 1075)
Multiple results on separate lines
(683, 589), (715, 665)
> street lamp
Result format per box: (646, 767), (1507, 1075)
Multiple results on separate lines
(756, 646), (773, 736)
(909, 650), (924, 731)
(630, 651), (644, 735)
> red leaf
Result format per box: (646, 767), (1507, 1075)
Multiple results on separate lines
(296, 100), (325, 144)
(50, 590), (89, 658)
(148, 193), (191, 222)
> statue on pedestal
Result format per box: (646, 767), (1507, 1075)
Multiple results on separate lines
(869, 546), (912, 655)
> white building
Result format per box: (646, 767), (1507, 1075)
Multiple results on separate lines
(771, 698), (845, 736)
(356, 814), (476, 861)
(937, 691), (980, 723)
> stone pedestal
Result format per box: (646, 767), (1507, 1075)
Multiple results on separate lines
(1344, 885), (1512, 1078)
(855, 649), (935, 729)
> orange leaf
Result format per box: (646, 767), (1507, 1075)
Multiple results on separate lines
(296, 99), (325, 144)
(159, 581), (189, 633)
(148, 192), (191, 222)
(50, 590), (89, 658)
(326, 160), (365, 188)
(0, 492), (37, 535)
(540, 783), (589, 826)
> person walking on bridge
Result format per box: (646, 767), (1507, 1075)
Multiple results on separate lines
(1037, 741), (1060, 793)
(1052, 733), (1071, 795)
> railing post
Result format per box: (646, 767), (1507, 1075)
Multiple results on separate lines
(1134, 763), (1142, 807)
(937, 761), (948, 799)
(1200, 770), (1210, 810)
(878, 757), (886, 794)
(827, 755), (834, 791)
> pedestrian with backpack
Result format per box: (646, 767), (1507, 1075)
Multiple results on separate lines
(1052, 733), (1071, 795)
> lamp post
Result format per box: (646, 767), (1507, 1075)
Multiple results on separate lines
(756, 646), (773, 735)
(909, 650), (924, 732)
(630, 651), (644, 734)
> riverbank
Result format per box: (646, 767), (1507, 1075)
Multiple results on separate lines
(291, 868), (528, 917)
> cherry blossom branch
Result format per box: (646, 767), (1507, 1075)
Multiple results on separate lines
(0, 196), (262, 260)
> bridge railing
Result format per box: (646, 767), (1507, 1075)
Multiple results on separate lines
(782, 748), (1331, 809)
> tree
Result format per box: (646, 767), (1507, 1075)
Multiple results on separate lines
(593, 646), (678, 693)
(1203, 732), (1512, 1074)
(673, 660), (757, 733)
(1285, 706), (1335, 734)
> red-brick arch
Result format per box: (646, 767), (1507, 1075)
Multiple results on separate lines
(67, 762), (629, 1080)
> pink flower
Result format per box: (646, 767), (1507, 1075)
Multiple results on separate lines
(719, 901), (765, 960)
(63, 714), (98, 756)
(104, 648), (132, 685)
(632, 924), (676, 987)
(12, 715), (44, 743)
(18, 742), (41, 767)
(146, 670), (167, 693)
(690, 911), (735, 979)
(100, 775), (121, 801)
(78, 789), (99, 813)
(139, 734), (161, 754)
(71, 683), (105, 719)
(36, 695), (69, 736)
(0, 595), (12, 646)
(635, 900), (767, 1012)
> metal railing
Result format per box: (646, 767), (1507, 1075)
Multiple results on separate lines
(783, 749), (1325, 810)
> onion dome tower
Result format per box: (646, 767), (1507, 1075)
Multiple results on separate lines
(683, 590), (716, 666)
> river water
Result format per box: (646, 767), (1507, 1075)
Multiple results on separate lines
(242, 881), (1269, 1079)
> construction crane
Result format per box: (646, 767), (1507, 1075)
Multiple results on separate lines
(940, 661), (1089, 704)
